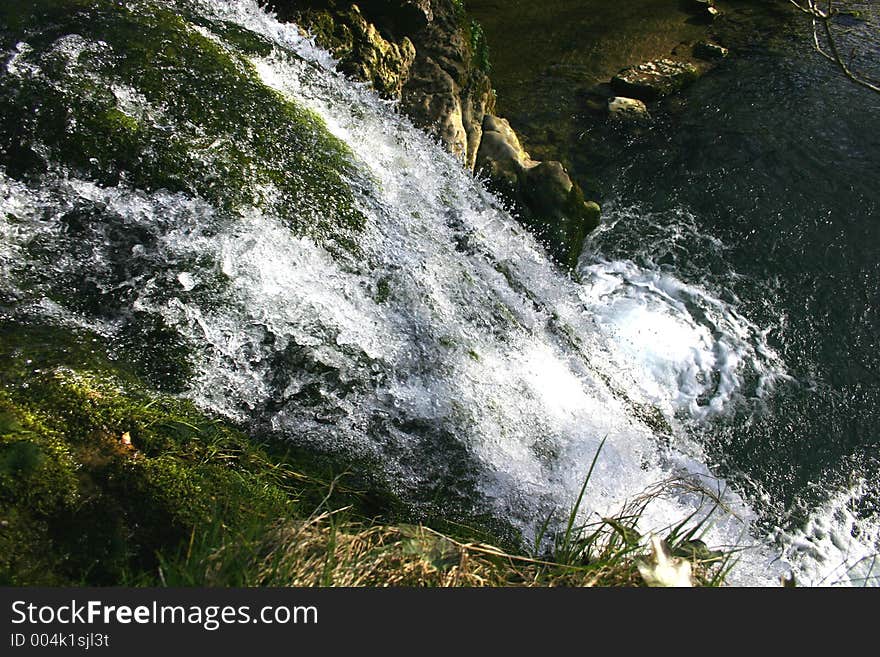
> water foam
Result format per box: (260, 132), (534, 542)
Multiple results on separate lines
(577, 256), (786, 420)
(774, 479), (880, 586)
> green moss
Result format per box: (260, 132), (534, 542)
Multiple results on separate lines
(0, 412), (78, 516)
(468, 19), (491, 74)
(0, 319), (400, 585)
(300, 11), (354, 55)
(103, 107), (140, 133)
(375, 276), (392, 303)
(0, 0), (366, 251)
(449, 1), (491, 74)
(189, 17), (276, 57)
(557, 194), (600, 271)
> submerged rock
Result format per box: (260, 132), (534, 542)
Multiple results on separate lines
(607, 96), (651, 123)
(691, 0), (720, 21)
(611, 59), (701, 102)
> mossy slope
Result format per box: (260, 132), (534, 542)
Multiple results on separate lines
(0, 320), (402, 585)
(0, 0), (365, 248)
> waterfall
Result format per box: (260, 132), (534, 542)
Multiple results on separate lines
(2, 0), (876, 585)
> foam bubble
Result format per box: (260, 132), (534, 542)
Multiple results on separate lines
(577, 257), (789, 421)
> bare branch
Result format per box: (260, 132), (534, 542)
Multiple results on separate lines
(788, 0), (880, 93)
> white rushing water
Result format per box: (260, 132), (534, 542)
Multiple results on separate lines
(775, 478), (880, 586)
(2, 0), (877, 585)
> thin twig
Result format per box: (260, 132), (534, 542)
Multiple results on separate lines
(788, 0), (880, 93)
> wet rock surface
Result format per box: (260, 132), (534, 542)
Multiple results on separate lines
(611, 59), (701, 102)
(692, 0), (721, 22)
(271, 0), (493, 168)
(694, 41), (729, 60)
(476, 115), (600, 269)
(607, 96), (651, 123)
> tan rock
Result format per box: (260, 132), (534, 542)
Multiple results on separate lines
(607, 96), (651, 122)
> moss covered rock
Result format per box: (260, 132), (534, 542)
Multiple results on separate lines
(607, 96), (651, 123)
(476, 115), (600, 270)
(0, 0), (366, 248)
(0, 319), (395, 585)
(288, 3), (417, 98)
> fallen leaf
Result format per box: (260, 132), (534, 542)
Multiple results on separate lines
(637, 535), (694, 587)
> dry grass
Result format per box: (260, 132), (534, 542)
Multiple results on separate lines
(177, 508), (705, 588)
(154, 472), (738, 588)
(248, 511), (640, 587)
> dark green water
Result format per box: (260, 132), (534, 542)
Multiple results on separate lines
(471, 0), (880, 579)
(469, 0), (714, 164)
